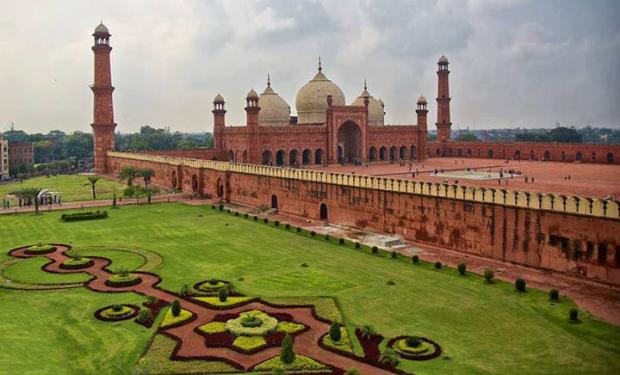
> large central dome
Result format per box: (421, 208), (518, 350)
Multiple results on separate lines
(295, 60), (345, 124)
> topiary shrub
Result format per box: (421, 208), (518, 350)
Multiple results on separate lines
(227, 209), (231, 213)
(263, 218), (269, 224)
(549, 289), (560, 301)
(171, 300), (181, 317)
(180, 284), (193, 297)
(324, 235), (330, 240)
(355, 242), (361, 249)
(484, 269), (495, 283)
(339, 238), (345, 245)
(253, 215), (258, 221)
(391, 251), (397, 259)
(387, 280), (396, 285)
(412, 255), (419, 264)
(211, 205), (216, 209)
(218, 204), (224, 211)
(285, 223), (290, 229)
(244, 213), (249, 218)
(329, 322), (342, 342)
(296, 227), (302, 233)
(280, 334), (295, 364)
(234, 211), (239, 216)
(515, 278), (527, 292)
(372, 246), (378, 254)
(218, 287), (229, 302)
(569, 308), (579, 322)
(112, 304), (123, 312)
(274, 220), (280, 227)
(458, 263), (466, 275)
(406, 336), (423, 347)
(310, 231), (316, 236)
(135, 309), (152, 325)
(434, 261), (442, 269)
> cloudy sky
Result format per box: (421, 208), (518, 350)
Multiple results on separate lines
(1, 0), (619, 134)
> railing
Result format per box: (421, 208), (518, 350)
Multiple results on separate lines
(107, 151), (620, 220)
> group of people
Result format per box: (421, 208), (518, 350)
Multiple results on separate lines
(1, 194), (62, 209)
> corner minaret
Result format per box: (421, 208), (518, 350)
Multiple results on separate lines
(436, 55), (451, 146)
(416, 95), (428, 160)
(212, 93), (226, 153)
(91, 22), (116, 174)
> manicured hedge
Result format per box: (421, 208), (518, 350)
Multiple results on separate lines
(105, 273), (141, 288)
(61, 210), (108, 222)
(232, 336), (266, 351)
(25, 243), (56, 255)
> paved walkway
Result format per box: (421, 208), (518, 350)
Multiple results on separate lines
(8, 244), (396, 374)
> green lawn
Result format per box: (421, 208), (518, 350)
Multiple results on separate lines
(0, 174), (126, 203)
(0, 203), (619, 375)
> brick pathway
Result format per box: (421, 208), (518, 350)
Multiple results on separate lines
(8, 244), (396, 374)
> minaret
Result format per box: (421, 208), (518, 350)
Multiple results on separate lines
(436, 55), (451, 146)
(212, 93), (226, 152)
(90, 22), (116, 174)
(245, 89), (260, 163)
(416, 95), (428, 160)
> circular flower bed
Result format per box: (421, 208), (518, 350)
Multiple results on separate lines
(193, 279), (230, 294)
(387, 336), (442, 360)
(24, 243), (56, 255)
(94, 304), (139, 321)
(105, 273), (142, 288)
(60, 257), (94, 270)
(226, 310), (278, 336)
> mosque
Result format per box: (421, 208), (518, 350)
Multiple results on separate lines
(210, 58), (431, 167)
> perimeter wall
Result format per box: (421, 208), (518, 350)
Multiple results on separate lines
(108, 151), (620, 286)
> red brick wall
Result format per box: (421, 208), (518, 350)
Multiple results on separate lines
(107, 154), (620, 285)
(429, 141), (620, 164)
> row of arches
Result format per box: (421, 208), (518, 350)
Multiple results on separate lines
(439, 147), (614, 163)
(262, 148), (324, 167)
(368, 145), (417, 162)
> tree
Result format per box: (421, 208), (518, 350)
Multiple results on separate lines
(280, 334), (295, 364)
(119, 166), (140, 186)
(123, 185), (147, 204)
(85, 176), (101, 200)
(456, 131), (480, 141)
(329, 322), (342, 342)
(171, 300), (181, 317)
(140, 168), (155, 188)
(16, 188), (42, 214)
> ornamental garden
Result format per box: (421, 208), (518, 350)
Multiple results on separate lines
(1, 203), (619, 374)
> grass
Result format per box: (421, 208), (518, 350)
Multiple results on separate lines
(0, 203), (619, 374)
(0, 174), (126, 203)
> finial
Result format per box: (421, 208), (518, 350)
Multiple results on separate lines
(318, 56), (322, 72)
(267, 73), (271, 87)
(364, 79), (367, 91)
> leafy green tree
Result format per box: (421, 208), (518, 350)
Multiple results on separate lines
(171, 300), (181, 317)
(140, 168), (155, 188)
(280, 334), (295, 364)
(329, 322), (342, 342)
(456, 131), (480, 141)
(119, 166), (140, 186)
(85, 176), (101, 200)
(123, 185), (147, 204)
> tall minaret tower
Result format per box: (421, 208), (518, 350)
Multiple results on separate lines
(91, 22), (116, 174)
(436, 55), (452, 147)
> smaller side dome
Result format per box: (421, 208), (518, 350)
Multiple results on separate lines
(351, 80), (384, 126)
(417, 95), (427, 104)
(213, 93), (225, 103)
(94, 23), (109, 34)
(246, 89), (258, 99)
(438, 55), (449, 64)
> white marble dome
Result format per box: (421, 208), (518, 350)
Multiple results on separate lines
(351, 82), (384, 126)
(295, 61), (345, 124)
(94, 23), (109, 34)
(259, 76), (291, 127)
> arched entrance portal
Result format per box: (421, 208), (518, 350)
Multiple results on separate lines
(315, 149), (323, 165)
(216, 178), (224, 198)
(275, 150), (285, 166)
(337, 121), (362, 164)
(271, 194), (278, 209)
(191, 174), (199, 192)
(319, 203), (328, 220)
(262, 150), (272, 165)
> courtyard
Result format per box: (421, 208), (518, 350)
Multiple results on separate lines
(315, 158), (620, 199)
(0, 203), (619, 374)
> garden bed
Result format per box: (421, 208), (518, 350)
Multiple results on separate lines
(387, 336), (442, 361)
(60, 210), (108, 222)
(59, 257), (94, 270)
(24, 244), (56, 255)
(105, 273), (142, 288)
(94, 304), (140, 322)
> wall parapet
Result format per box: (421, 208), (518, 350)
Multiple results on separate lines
(108, 151), (620, 220)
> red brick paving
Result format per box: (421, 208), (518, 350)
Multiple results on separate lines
(8, 244), (396, 374)
(314, 158), (620, 198)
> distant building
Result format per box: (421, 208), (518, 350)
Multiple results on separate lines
(0, 138), (8, 180)
(8, 141), (34, 176)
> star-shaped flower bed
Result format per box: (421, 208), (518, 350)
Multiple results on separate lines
(196, 309), (307, 354)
